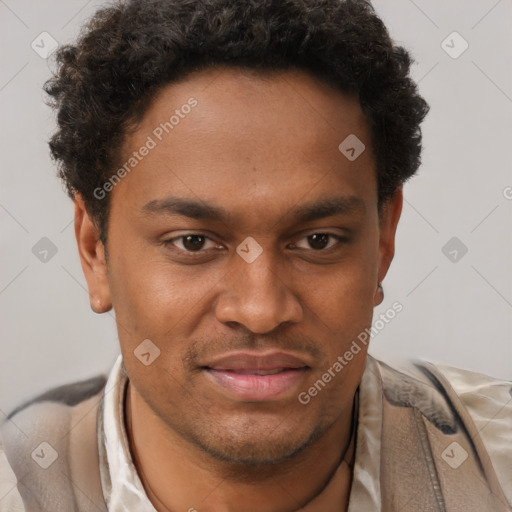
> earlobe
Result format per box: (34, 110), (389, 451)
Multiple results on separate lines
(373, 282), (384, 307)
(375, 187), (403, 302)
(74, 195), (112, 313)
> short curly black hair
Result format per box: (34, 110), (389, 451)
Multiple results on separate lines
(45, 0), (429, 244)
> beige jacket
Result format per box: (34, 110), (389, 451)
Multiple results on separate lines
(1, 354), (511, 511)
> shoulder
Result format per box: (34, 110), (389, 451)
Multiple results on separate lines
(427, 360), (512, 420)
(371, 355), (512, 427)
(413, 359), (512, 444)
(370, 355), (512, 505)
(6, 374), (107, 420)
(1, 373), (107, 464)
(0, 374), (108, 512)
(425, 361), (512, 500)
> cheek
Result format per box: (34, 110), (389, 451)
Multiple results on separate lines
(303, 236), (379, 354)
(311, 238), (378, 311)
(307, 271), (375, 349)
(105, 246), (181, 358)
(108, 236), (178, 313)
(301, 264), (375, 407)
(107, 244), (221, 362)
(108, 256), (162, 326)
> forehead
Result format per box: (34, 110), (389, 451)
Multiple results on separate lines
(112, 66), (377, 225)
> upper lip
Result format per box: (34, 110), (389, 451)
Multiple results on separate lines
(203, 351), (311, 371)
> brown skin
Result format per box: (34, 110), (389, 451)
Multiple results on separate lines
(75, 67), (402, 512)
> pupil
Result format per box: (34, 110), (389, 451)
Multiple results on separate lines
(309, 233), (328, 250)
(183, 235), (205, 251)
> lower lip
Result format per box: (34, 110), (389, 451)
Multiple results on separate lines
(204, 368), (308, 401)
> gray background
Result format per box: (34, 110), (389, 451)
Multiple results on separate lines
(1, 0), (511, 418)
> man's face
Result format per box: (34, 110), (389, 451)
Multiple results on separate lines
(81, 67), (400, 465)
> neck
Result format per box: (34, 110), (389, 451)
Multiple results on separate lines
(124, 382), (357, 512)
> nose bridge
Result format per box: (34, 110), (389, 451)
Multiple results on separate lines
(240, 252), (281, 302)
(215, 243), (302, 333)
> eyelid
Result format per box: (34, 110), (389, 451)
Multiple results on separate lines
(291, 232), (347, 250)
(163, 233), (220, 252)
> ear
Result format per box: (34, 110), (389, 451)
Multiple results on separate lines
(74, 194), (112, 313)
(374, 187), (403, 306)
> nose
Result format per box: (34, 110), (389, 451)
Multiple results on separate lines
(214, 247), (303, 334)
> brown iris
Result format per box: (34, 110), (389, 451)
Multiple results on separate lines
(307, 233), (330, 250)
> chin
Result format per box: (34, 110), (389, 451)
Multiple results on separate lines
(187, 417), (328, 468)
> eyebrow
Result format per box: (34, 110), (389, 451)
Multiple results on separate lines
(141, 195), (365, 224)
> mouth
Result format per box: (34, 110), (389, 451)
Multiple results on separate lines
(216, 368), (294, 375)
(201, 351), (311, 401)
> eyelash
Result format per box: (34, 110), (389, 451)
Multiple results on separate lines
(162, 233), (348, 256)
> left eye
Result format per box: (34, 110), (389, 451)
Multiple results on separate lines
(292, 233), (344, 251)
(165, 234), (218, 252)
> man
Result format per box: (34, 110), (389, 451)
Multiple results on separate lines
(1, 0), (511, 511)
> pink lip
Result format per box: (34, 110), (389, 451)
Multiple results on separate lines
(202, 351), (310, 401)
(205, 368), (309, 401)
